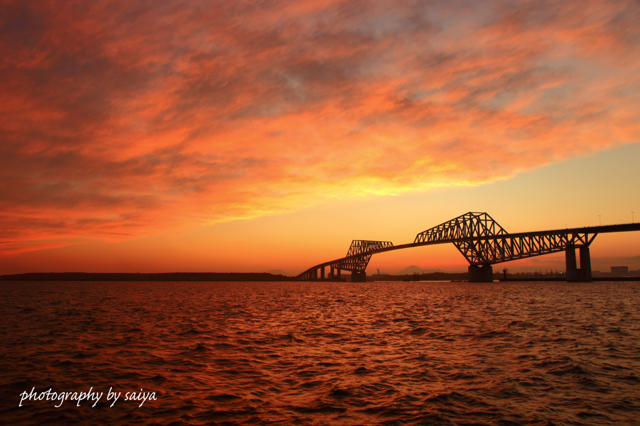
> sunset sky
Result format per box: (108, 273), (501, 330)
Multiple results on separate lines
(1, 0), (639, 276)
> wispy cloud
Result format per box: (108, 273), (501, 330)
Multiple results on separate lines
(1, 0), (639, 255)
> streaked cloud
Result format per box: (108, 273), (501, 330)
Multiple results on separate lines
(1, 0), (639, 256)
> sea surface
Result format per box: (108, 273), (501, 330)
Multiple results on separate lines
(1, 280), (639, 425)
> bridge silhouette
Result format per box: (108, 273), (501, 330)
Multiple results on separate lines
(297, 212), (640, 282)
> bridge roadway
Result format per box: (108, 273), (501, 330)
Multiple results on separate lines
(296, 212), (640, 282)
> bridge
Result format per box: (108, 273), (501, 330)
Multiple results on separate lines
(297, 212), (640, 282)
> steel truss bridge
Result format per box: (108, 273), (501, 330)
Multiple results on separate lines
(297, 212), (640, 282)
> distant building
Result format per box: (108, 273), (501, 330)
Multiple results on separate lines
(611, 266), (629, 274)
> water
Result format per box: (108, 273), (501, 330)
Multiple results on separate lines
(1, 281), (639, 425)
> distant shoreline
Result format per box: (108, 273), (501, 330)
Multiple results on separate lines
(2, 272), (638, 282)
(0, 272), (296, 282)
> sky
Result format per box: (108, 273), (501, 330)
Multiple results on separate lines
(1, 0), (639, 276)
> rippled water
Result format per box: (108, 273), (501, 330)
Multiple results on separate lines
(1, 280), (639, 425)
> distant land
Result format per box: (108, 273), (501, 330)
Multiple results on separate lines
(266, 269), (288, 275)
(371, 271), (470, 281)
(0, 272), (295, 282)
(2, 271), (638, 282)
(391, 265), (456, 275)
(0, 271), (472, 282)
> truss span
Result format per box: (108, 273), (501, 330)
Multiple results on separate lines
(414, 212), (507, 243)
(338, 240), (394, 272)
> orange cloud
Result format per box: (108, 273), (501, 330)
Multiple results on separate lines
(1, 0), (639, 256)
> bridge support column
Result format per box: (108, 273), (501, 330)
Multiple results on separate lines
(321, 266), (325, 280)
(330, 268), (342, 281)
(351, 271), (367, 282)
(578, 246), (592, 282)
(566, 245), (592, 282)
(566, 246), (577, 281)
(337, 269), (341, 280)
(468, 265), (493, 282)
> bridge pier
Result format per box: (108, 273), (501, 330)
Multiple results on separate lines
(330, 268), (342, 281)
(579, 246), (592, 281)
(321, 266), (325, 280)
(468, 265), (494, 282)
(566, 246), (577, 281)
(351, 271), (367, 282)
(566, 245), (592, 282)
